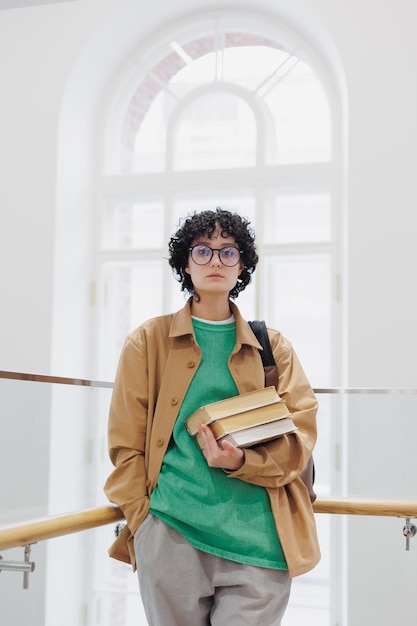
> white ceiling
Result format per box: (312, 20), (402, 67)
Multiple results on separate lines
(0, 0), (78, 8)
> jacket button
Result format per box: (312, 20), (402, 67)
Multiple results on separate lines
(170, 397), (178, 406)
(156, 438), (164, 447)
(187, 361), (196, 368)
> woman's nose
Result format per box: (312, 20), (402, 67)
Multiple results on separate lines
(210, 250), (222, 265)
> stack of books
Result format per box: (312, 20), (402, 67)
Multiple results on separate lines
(185, 386), (297, 449)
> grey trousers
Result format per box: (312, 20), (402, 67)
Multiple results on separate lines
(134, 514), (292, 626)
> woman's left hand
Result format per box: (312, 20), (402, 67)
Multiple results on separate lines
(197, 423), (245, 471)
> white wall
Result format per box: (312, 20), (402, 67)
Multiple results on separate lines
(1, 1), (417, 625)
(2, 0), (416, 383)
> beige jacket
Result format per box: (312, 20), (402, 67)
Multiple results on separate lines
(104, 299), (320, 577)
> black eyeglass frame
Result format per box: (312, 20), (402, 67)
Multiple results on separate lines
(188, 244), (242, 267)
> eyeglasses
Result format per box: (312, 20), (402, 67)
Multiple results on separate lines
(189, 244), (241, 267)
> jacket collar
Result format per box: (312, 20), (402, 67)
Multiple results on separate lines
(169, 298), (263, 351)
(169, 298), (194, 338)
(230, 301), (263, 351)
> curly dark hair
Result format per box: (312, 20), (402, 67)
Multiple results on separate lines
(168, 207), (258, 299)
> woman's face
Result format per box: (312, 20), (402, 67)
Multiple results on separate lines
(185, 227), (243, 299)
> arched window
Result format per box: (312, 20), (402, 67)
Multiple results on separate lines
(98, 14), (337, 384)
(95, 10), (342, 624)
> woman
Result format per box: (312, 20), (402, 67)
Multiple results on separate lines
(104, 208), (320, 625)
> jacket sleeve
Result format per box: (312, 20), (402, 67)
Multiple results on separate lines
(228, 332), (318, 489)
(103, 332), (150, 535)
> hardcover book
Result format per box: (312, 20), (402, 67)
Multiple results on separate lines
(185, 386), (296, 449)
(215, 417), (297, 449)
(185, 386), (282, 435)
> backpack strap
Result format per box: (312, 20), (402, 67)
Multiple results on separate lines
(248, 320), (279, 388)
(248, 319), (317, 502)
(248, 320), (275, 367)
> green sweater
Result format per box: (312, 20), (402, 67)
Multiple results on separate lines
(150, 318), (287, 569)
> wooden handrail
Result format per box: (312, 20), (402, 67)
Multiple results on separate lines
(313, 497), (417, 517)
(0, 506), (125, 551)
(1, 499), (417, 552)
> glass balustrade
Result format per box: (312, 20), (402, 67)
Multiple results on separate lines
(1, 372), (417, 626)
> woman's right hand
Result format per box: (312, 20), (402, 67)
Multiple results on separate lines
(197, 423), (245, 471)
